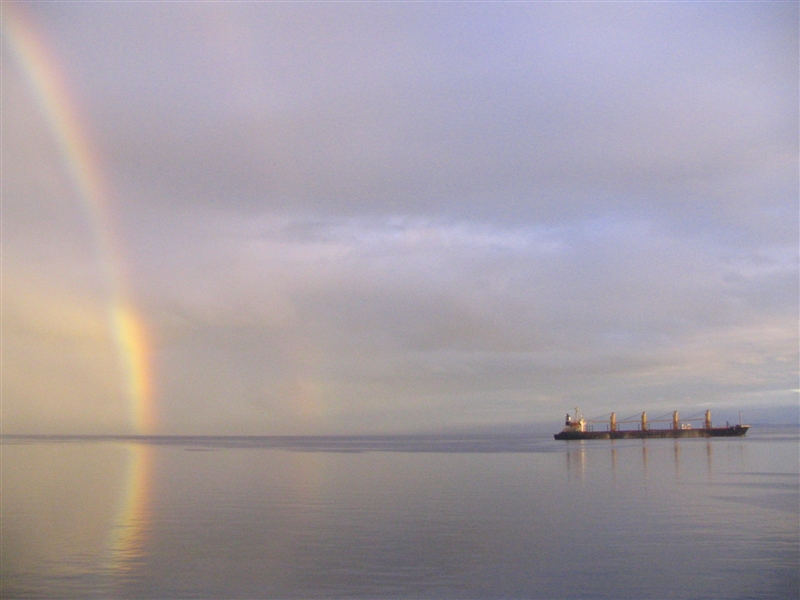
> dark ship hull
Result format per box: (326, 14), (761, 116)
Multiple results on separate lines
(554, 425), (749, 440)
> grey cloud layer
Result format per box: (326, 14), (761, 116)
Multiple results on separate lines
(6, 2), (798, 433)
(44, 4), (793, 230)
(135, 213), (796, 432)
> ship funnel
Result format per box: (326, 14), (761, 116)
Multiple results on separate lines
(610, 412), (617, 432)
(641, 411), (647, 431)
(673, 411), (679, 430)
(704, 410), (712, 430)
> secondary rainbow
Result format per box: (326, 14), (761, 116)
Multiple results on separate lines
(3, 5), (157, 434)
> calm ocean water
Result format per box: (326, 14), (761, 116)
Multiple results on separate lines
(3, 428), (798, 599)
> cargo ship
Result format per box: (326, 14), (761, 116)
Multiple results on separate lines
(554, 409), (749, 440)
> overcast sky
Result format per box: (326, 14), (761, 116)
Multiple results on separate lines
(3, 2), (798, 435)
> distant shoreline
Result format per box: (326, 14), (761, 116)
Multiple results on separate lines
(2, 426), (797, 454)
(2, 422), (798, 440)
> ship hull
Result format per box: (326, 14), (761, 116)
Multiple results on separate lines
(554, 425), (749, 440)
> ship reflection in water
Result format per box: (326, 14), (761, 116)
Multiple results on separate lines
(565, 437), (723, 486)
(2, 429), (797, 599)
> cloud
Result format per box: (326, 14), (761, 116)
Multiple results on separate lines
(40, 3), (789, 233)
(5, 2), (797, 433)
(122, 212), (797, 433)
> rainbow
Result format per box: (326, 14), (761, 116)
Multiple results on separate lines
(106, 443), (155, 577)
(3, 4), (157, 434)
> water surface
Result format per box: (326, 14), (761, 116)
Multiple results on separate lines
(3, 429), (797, 598)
